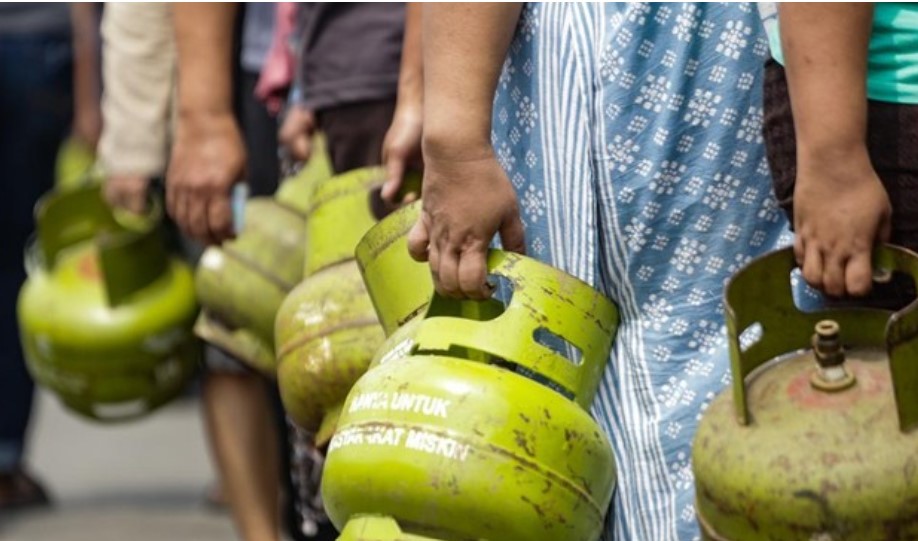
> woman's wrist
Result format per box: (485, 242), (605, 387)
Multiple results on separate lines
(422, 127), (494, 163)
(797, 137), (870, 170)
(422, 105), (493, 162)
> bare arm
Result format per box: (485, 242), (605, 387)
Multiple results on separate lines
(421, 3), (522, 160)
(408, 3), (524, 299)
(780, 3), (891, 296)
(71, 3), (101, 150)
(173, 3), (236, 118)
(381, 2), (424, 202)
(167, 3), (245, 244)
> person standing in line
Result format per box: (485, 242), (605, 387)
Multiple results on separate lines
(278, 3), (406, 177)
(762, 4), (917, 303)
(409, 4), (790, 540)
(0, 2), (101, 510)
(102, 5), (288, 541)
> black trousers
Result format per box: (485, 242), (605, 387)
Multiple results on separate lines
(0, 34), (73, 469)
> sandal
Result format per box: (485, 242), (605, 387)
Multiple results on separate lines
(0, 469), (51, 511)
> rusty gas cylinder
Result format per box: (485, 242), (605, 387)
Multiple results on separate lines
(195, 196), (308, 374)
(275, 168), (393, 445)
(694, 245), (918, 541)
(324, 250), (620, 541)
(193, 162), (323, 373)
(353, 201), (435, 374)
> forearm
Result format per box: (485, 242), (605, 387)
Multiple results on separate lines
(421, 3), (522, 160)
(780, 3), (873, 161)
(172, 3), (237, 119)
(396, 3), (424, 108)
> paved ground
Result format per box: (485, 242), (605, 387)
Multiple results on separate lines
(0, 391), (236, 541)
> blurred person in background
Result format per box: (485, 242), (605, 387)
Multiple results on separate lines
(278, 3), (405, 178)
(0, 2), (100, 510)
(167, 4), (408, 538)
(275, 4), (410, 537)
(101, 4), (291, 541)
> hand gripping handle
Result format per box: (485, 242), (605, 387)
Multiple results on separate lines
(411, 250), (619, 410)
(29, 185), (169, 307)
(725, 245), (918, 431)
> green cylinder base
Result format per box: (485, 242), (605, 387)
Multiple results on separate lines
(339, 516), (445, 541)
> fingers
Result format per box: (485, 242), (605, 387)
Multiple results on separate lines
(407, 216), (431, 262)
(499, 210), (527, 255)
(457, 249), (490, 299)
(821, 252), (847, 298)
(104, 178), (148, 215)
(279, 106), (315, 163)
(798, 237), (874, 297)
(845, 251), (873, 297)
(793, 235), (805, 267)
(290, 134), (313, 163)
(436, 245), (461, 298)
(801, 241), (824, 293)
(183, 189), (210, 244)
(415, 220), (492, 300)
(206, 193), (234, 243)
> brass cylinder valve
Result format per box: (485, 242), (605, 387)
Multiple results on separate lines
(810, 320), (856, 392)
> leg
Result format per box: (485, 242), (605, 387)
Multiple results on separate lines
(0, 34), (72, 508)
(316, 99), (396, 173)
(202, 351), (280, 541)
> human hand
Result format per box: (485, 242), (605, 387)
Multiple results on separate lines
(793, 149), (892, 297)
(381, 100), (422, 204)
(278, 105), (316, 165)
(104, 174), (150, 215)
(166, 112), (245, 244)
(408, 148), (525, 300)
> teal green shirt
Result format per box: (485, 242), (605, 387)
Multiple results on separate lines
(765, 3), (918, 104)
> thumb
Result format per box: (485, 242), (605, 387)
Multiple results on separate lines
(382, 153), (406, 203)
(407, 216), (431, 262)
(291, 134), (313, 163)
(499, 210), (527, 255)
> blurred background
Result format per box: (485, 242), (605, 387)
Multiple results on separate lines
(0, 392), (234, 541)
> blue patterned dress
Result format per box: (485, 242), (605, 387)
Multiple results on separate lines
(491, 4), (792, 540)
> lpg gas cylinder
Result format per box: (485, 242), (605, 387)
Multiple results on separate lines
(323, 250), (620, 541)
(355, 201), (432, 369)
(693, 245), (918, 541)
(194, 177), (313, 374)
(276, 167), (394, 445)
(18, 185), (199, 422)
(303, 167), (394, 275)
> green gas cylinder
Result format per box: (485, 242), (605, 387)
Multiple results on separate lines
(693, 245), (918, 541)
(276, 168), (424, 445)
(276, 168), (390, 445)
(354, 201), (433, 369)
(18, 185), (199, 422)
(323, 250), (620, 541)
(193, 179), (313, 374)
(302, 167), (392, 275)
